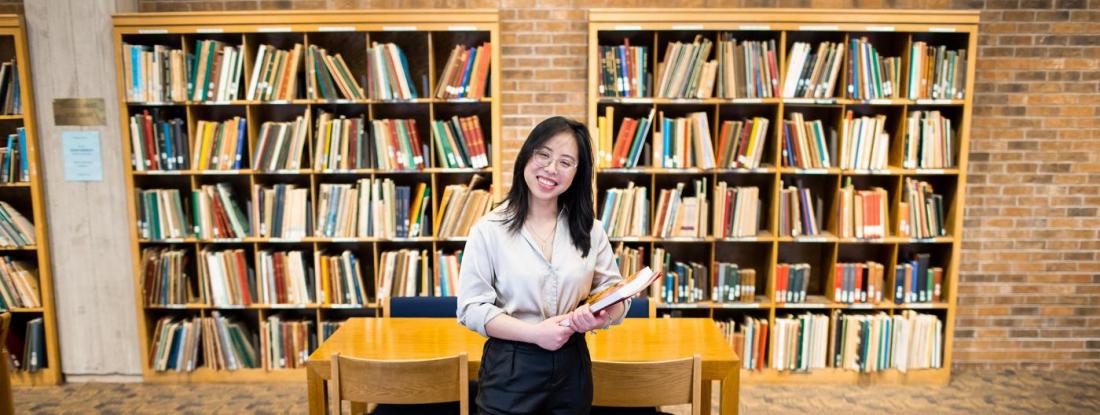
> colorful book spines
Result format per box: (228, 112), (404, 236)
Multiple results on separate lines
(432, 115), (489, 169)
(435, 42), (491, 99)
(129, 112), (187, 171)
(598, 41), (648, 97)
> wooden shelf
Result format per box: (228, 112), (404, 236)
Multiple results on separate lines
(589, 9), (976, 385)
(0, 15), (61, 386)
(114, 10), (501, 382)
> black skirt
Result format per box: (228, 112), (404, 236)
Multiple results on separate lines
(476, 333), (593, 415)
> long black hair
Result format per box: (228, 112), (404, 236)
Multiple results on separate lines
(499, 116), (596, 257)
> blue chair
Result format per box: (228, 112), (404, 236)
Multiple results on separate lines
(624, 296), (652, 318)
(387, 296), (458, 318)
(375, 296), (468, 415)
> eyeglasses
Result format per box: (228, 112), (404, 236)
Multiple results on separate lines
(532, 149), (577, 171)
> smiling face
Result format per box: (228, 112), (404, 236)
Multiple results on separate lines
(524, 131), (579, 206)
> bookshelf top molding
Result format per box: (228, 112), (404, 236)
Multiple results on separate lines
(587, 8), (979, 26)
(0, 14), (23, 29)
(112, 9), (499, 29)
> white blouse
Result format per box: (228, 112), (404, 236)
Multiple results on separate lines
(457, 204), (630, 338)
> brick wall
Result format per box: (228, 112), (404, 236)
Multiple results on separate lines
(138, 0), (1100, 369)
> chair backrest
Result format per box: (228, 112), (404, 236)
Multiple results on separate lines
(386, 296), (458, 318)
(624, 296), (653, 318)
(329, 352), (468, 415)
(592, 354), (702, 414)
(1, 312), (13, 415)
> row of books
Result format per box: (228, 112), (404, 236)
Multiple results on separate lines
(904, 111), (954, 169)
(6, 317), (45, 372)
(149, 312), (256, 372)
(253, 184), (312, 239)
(432, 115), (490, 169)
(313, 113), (369, 171)
(717, 36), (779, 98)
(192, 117), (247, 170)
(658, 258), (708, 304)
(0, 60), (22, 114)
(376, 249), (465, 298)
(0, 201), (35, 247)
(782, 112), (833, 169)
(655, 111), (717, 168)
(848, 37), (901, 100)
(128, 113), (188, 171)
(836, 183), (888, 239)
(248, 43), (303, 101)
(655, 35), (715, 99)
(192, 40), (246, 102)
(778, 184), (821, 237)
(324, 180), (430, 238)
(260, 316), (316, 369)
(122, 43), (187, 102)
(254, 114), (308, 171)
(317, 251), (368, 305)
(908, 42), (967, 100)
(0, 128), (28, 183)
(712, 183), (760, 238)
(597, 41), (649, 98)
(614, 244), (645, 287)
(435, 42), (492, 99)
(722, 311), (943, 373)
(715, 117), (769, 169)
(782, 41), (844, 99)
(142, 248), (191, 306)
(833, 261), (886, 305)
(712, 262), (756, 303)
(436, 176), (493, 238)
(601, 108), (655, 169)
(194, 183), (250, 239)
(774, 263), (811, 304)
(895, 253), (943, 304)
(599, 183), (649, 238)
(369, 41), (419, 100)
(652, 179), (708, 238)
(305, 44), (366, 100)
(0, 256), (38, 309)
(838, 111), (889, 170)
(900, 178), (946, 238)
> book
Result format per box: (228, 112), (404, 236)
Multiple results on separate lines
(187, 40), (245, 102)
(839, 111), (890, 170)
(559, 266), (662, 327)
(847, 37), (901, 100)
(833, 261), (885, 304)
(122, 43), (188, 102)
(198, 248), (254, 306)
(260, 315), (316, 369)
(607, 108), (655, 168)
(128, 112), (187, 172)
(712, 262), (756, 303)
(257, 250), (312, 305)
(612, 243), (645, 284)
(247, 43), (304, 101)
(774, 263), (811, 304)
(599, 182), (649, 238)
(313, 112), (371, 171)
(0, 128), (27, 183)
(0, 60), (20, 115)
(654, 111), (716, 168)
(782, 41), (844, 98)
(152, 313), (257, 372)
(315, 178), (430, 238)
(372, 118), (425, 170)
(894, 253), (943, 304)
(908, 42), (966, 100)
(435, 42), (492, 99)
(778, 184), (819, 237)
(712, 182), (760, 239)
(654, 254), (707, 305)
(436, 175), (492, 238)
(251, 184), (311, 239)
(836, 181), (888, 239)
(191, 117), (246, 170)
(305, 44), (366, 100)
(715, 117), (769, 169)
(253, 113), (309, 172)
(321, 320), (346, 341)
(598, 40), (649, 98)
(782, 112), (832, 168)
(770, 313), (829, 372)
(140, 248), (191, 306)
(434, 249), (462, 297)
(193, 183), (250, 239)
(315, 250), (367, 305)
(833, 310), (942, 373)
(904, 110), (954, 169)
(901, 178), (946, 238)
(136, 188), (190, 240)
(432, 115), (489, 169)
(377, 248), (431, 299)
(655, 35), (716, 99)
(0, 255), (39, 309)
(368, 42), (418, 100)
(717, 35), (779, 98)
(652, 178), (707, 238)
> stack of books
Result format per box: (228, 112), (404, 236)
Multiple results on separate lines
(377, 248), (430, 299)
(305, 44), (366, 100)
(436, 176), (492, 238)
(253, 114), (309, 171)
(122, 44), (186, 102)
(434, 249), (462, 297)
(198, 248), (253, 306)
(712, 183), (760, 238)
(12, 317), (45, 371)
(904, 110), (954, 169)
(712, 262), (756, 303)
(832, 310), (943, 372)
(771, 313), (829, 372)
(908, 42), (967, 100)
(0, 256), (39, 309)
(655, 111), (716, 168)
(715, 117), (769, 169)
(836, 182), (888, 239)
(257, 250), (313, 305)
(900, 178), (945, 238)
(193, 183), (250, 239)
(371, 118), (425, 170)
(251, 184), (311, 239)
(189, 40), (245, 102)
(136, 189), (190, 240)
(612, 243), (645, 284)
(259, 316), (315, 369)
(894, 253), (943, 304)
(432, 115), (489, 169)
(141, 248), (190, 306)
(655, 35), (716, 99)
(313, 112), (369, 170)
(0, 60), (21, 114)
(315, 250), (368, 305)
(128, 112), (187, 171)
(778, 184), (820, 237)
(774, 263), (810, 304)
(848, 37), (900, 100)
(782, 112), (832, 168)
(605, 108), (655, 168)
(652, 179), (708, 238)
(599, 182), (648, 238)
(839, 111), (889, 170)
(0, 127), (28, 182)
(833, 261), (885, 304)
(191, 117), (247, 170)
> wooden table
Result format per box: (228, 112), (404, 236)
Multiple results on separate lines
(306, 318), (739, 415)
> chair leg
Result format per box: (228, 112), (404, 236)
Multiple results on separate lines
(350, 402), (368, 414)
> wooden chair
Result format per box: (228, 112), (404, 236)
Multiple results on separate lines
(1, 312), (13, 415)
(329, 352), (468, 415)
(592, 354), (702, 415)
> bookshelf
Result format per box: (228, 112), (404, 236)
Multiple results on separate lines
(112, 10), (501, 382)
(0, 15), (60, 387)
(588, 9), (977, 385)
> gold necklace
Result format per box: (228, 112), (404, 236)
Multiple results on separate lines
(527, 220), (557, 260)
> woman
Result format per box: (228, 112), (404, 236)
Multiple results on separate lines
(457, 116), (630, 414)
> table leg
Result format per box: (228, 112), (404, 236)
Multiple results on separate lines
(700, 379), (713, 414)
(720, 367), (740, 415)
(307, 367), (326, 415)
(350, 402), (368, 414)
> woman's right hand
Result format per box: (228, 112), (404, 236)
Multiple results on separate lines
(529, 314), (575, 351)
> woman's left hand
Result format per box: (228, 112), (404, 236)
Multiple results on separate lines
(568, 304), (611, 333)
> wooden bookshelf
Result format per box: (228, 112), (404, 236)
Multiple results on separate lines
(112, 10), (501, 382)
(588, 9), (977, 385)
(0, 15), (61, 387)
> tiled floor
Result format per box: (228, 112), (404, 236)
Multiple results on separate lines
(13, 368), (1100, 414)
